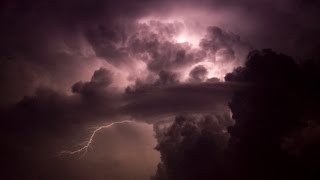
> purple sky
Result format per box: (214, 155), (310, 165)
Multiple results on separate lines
(1, 0), (320, 180)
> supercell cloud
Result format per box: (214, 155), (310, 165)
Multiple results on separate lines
(1, 0), (320, 180)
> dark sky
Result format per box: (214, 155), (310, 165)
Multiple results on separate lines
(1, 0), (320, 180)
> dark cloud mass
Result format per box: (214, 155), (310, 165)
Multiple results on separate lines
(189, 65), (208, 82)
(152, 115), (231, 180)
(72, 68), (113, 96)
(152, 49), (320, 180)
(225, 49), (320, 180)
(1, 0), (320, 180)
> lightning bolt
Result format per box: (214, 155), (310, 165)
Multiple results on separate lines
(60, 120), (133, 157)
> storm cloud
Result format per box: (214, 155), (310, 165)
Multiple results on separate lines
(151, 49), (320, 180)
(1, 0), (320, 180)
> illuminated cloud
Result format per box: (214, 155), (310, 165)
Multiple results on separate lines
(1, 0), (320, 180)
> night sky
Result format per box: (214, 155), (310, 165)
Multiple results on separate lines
(1, 0), (320, 180)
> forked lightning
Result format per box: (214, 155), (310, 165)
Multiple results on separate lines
(60, 120), (133, 157)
